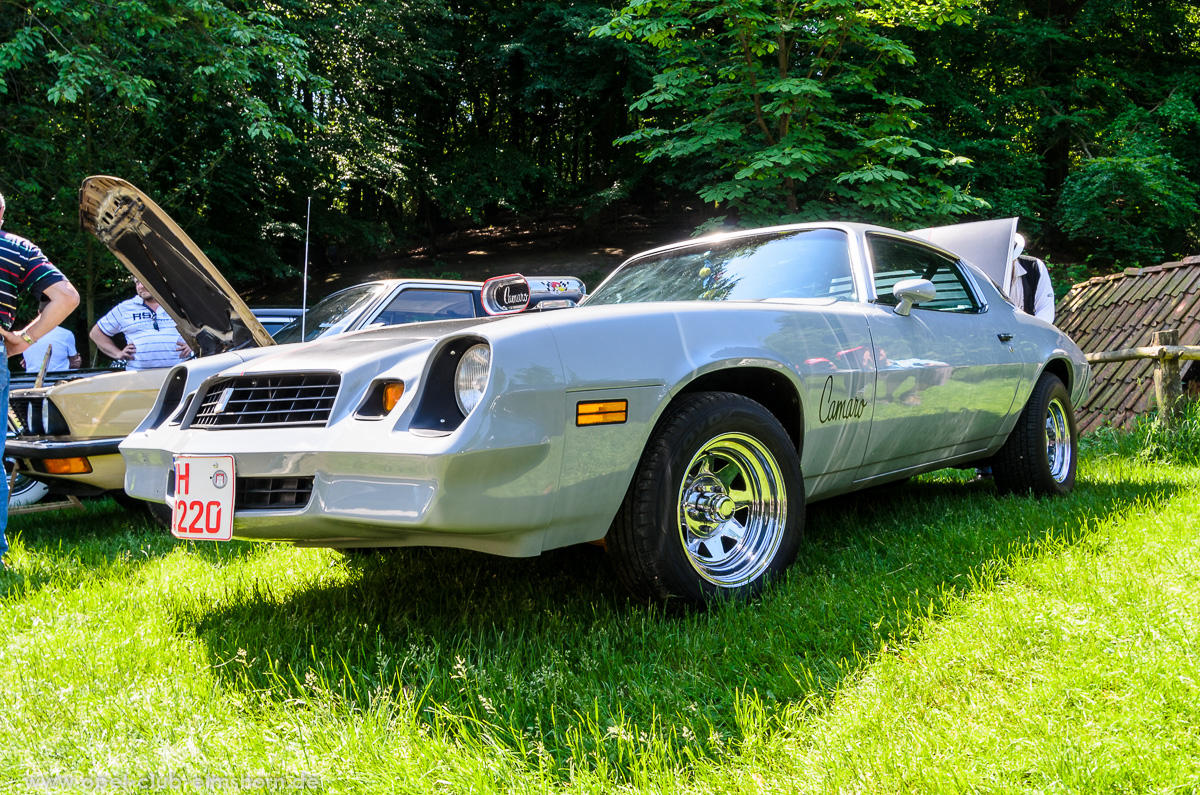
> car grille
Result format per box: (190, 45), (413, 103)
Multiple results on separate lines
(7, 395), (68, 436)
(8, 396), (43, 435)
(235, 476), (314, 510)
(190, 374), (340, 429)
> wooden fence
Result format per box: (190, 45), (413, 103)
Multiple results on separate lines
(1084, 329), (1200, 429)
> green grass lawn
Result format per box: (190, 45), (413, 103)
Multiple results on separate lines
(2, 433), (1198, 793)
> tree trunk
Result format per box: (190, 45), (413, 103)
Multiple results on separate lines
(86, 237), (97, 367)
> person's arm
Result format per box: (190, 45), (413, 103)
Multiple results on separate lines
(2, 281), (80, 358)
(89, 323), (136, 361)
(64, 329), (80, 369)
(1032, 258), (1055, 324)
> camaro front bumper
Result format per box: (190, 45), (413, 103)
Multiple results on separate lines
(121, 425), (567, 557)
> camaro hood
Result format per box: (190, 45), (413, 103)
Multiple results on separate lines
(79, 175), (275, 356)
(228, 316), (507, 375)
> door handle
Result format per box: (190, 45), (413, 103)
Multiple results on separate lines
(997, 332), (1014, 343)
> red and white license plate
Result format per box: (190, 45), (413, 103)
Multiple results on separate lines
(171, 455), (235, 541)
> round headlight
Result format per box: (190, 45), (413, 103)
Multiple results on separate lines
(454, 344), (491, 416)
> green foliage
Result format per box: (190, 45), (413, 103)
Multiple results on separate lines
(287, 0), (655, 254)
(901, 0), (1200, 268)
(273, 0), (452, 256)
(0, 0), (653, 308)
(4, 0), (1200, 305)
(1084, 398), (1200, 467)
(1057, 107), (1200, 266)
(0, 0), (324, 323)
(410, 1), (655, 224)
(594, 0), (985, 228)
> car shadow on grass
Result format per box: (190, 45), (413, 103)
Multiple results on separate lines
(0, 496), (181, 599)
(169, 468), (1182, 772)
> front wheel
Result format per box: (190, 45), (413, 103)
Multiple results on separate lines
(992, 373), (1077, 496)
(7, 472), (49, 507)
(111, 490), (174, 529)
(145, 500), (174, 529)
(607, 392), (804, 605)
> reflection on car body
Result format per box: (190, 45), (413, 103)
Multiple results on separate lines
(122, 219), (1091, 605)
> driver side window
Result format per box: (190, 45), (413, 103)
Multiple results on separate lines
(868, 235), (981, 313)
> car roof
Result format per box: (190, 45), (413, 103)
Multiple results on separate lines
(618, 220), (1011, 283)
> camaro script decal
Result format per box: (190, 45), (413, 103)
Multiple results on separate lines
(818, 375), (867, 423)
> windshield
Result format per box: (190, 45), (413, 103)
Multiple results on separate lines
(585, 228), (854, 305)
(273, 283), (388, 344)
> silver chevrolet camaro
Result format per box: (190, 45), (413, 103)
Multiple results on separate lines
(121, 219), (1090, 604)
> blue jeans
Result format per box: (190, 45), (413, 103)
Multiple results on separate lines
(0, 363), (10, 559)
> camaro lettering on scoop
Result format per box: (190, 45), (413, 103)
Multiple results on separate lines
(500, 285), (529, 307)
(818, 375), (867, 423)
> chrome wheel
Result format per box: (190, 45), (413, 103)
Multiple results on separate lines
(1045, 397), (1072, 484)
(608, 392), (803, 603)
(676, 432), (787, 587)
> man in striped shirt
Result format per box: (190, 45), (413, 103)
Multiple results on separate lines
(89, 280), (191, 370)
(0, 191), (81, 566)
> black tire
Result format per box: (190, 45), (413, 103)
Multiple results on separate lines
(110, 490), (144, 512)
(110, 490), (174, 529)
(145, 500), (174, 529)
(607, 391), (804, 605)
(992, 373), (1077, 496)
(7, 473), (49, 507)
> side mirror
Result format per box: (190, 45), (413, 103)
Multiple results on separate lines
(892, 278), (936, 316)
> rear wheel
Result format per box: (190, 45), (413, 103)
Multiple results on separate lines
(993, 373), (1077, 496)
(607, 392), (803, 605)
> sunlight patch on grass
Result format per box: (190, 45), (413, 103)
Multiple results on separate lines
(703, 468), (1200, 793)
(0, 451), (1197, 791)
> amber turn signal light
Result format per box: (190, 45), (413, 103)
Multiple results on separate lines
(42, 457), (92, 475)
(576, 399), (627, 426)
(382, 381), (406, 412)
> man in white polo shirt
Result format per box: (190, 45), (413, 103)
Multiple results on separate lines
(89, 280), (191, 370)
(22, 324), (80, 372)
